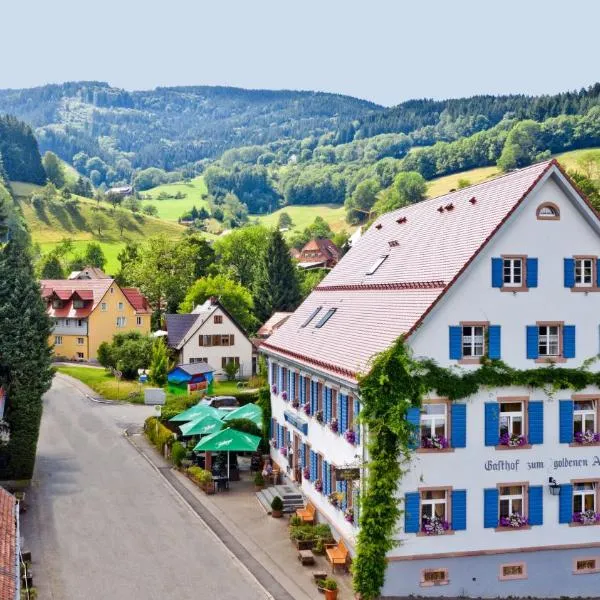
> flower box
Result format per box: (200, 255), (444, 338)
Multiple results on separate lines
(344, 429), (356, 444)
(314, 479), (323, 492)
(499, 513), (528, 528)
(280, 447), (288, 457)
(421, 515), (450, 535)
(291, 399), (300, 409)
(328, 491), (343, 508)
(574, 431), (600, 444)
(573, 510), (600, 525)
(282, 391), (288, 401)
(421, 435), (449, 449)
(498, 433), (528, 447)
(271, 385), (277, 394)
(303, 403), (311, 416)
(315, 410), (323, 423)
(329, 419), (339, 433)
(344, 507), (354, 523)
(303, 467), (310, 480)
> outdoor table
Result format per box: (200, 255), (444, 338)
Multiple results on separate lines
(213, 475), (229, 492)
(298, 550), (315, 566)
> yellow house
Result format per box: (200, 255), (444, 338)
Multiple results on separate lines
(40, 278), (151, 361)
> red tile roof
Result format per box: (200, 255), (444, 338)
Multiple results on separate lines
(265, 160), (562, 380)
(122, 288), (151, 314)
(0, 487), (17, 600)
(257, 312), (293, 337)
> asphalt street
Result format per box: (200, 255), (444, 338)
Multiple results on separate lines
(21, 375), (268, 600)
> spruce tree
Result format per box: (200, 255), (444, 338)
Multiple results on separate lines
(253, 229), (301, 322)
(0, 226), (53, 479)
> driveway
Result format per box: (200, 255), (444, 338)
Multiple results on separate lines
(21, 375), (268, 600)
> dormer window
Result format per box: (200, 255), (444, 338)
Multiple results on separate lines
(366, 255), (388, 275)
(73, 299), (84, 309)
(52, 299), (63, 309)
(536, 202), (560, 220)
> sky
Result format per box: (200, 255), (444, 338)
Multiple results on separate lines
(2, 0), (599, 106)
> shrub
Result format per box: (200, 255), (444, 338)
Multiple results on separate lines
(322, 578), (338, 591)
(271, 496), (283, 511)
(171, 441), (186, 467)
(144, 416), (174, 451)
(97, 341), (116, 369)
(289, 515), (302, 527)
(187, 466), (213, 486)
(254, 472), (265, 487)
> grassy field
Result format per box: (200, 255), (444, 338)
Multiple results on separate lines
(141, 176), (209, 221)
(255, 204), (351, 234)
(56, 366), (145, 402)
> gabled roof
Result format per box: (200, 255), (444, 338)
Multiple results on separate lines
(0, 487), (17, 600)
(257, 312), (293, 337)
(264, 160), (595, 382)
(170, 362), (215, 376)
(68, 266), (109, 280)
(166, 314), (200, 348)
(122, 288), (151, 314)
(300, 238), (340, 262)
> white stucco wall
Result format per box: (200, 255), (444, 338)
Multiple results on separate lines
(180, 306), (254, 378)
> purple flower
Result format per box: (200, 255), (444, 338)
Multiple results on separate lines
(344, 430), (356, 444)
(421, 435), (449, 450)
(271, 385), (277, 394)
(499, 433), (528, 447)
(303, 467), (310, 480)
(421, 515), (450, 535)
(315, 410), (323, 423)
(314, 479), (323, 492)
(280, 447), (287, 457)
(574, 430), (600, 444)
(329, 419), (339, 433)
(281, 390), (288, 401)
(291, 399), (300, 409)
(344, 508), (354, 523)
(573, 510), (600, 525)
(303, 403), (311, 415)
(499, 513), (528, 528)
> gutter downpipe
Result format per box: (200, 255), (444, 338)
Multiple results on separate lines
(14, 500), (20, 600)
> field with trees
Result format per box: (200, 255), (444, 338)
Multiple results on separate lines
(140, 176), (209, 221)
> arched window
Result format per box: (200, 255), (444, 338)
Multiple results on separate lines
(536, 202), (560, 220)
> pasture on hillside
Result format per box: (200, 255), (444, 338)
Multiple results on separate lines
(255, 204), (351, 234)
(141, 176), (209, 221)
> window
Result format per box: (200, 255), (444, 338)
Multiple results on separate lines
(76, 352), (84, 359)
(77, 337), (84, 345)
(575, 258), (594, 287)
(218, 334), (234, 346)
(574, 558), (599, 574)
(77, 319), (84, 327)
(462, 325), (484, 357)
(538, 325), (560, 357)
(573, 482), (597, 515)
(499, 401), (524, 438)
(499, 485), (524, 521)
(54, 336), (63, 345)
(222, 357), (240, 368)
(65, 319), (71, 327)
(503, 258), (523, 286)
(366, 254), (388, 275)
(101, 302), (107, 312)
(301, 306), (322, 328)
(118, 302), (124, 311)
(420, 569), (449, 587)
(420, 403), (448, 448)
(73, 299), (84, 309)
(499, 563), (527, 581)
(190, 357), (208, 364)
(52, 299), (63, 309)
(214, 315), (223, 324)
(315, 308), (336, 328)
(116, 317), (126, 327)
(420, 489), (448, 532)
(574, 400), (597, 438)
(536, 202), (560, 220)
(136, 316), (142, 326)
(110, 287), (114, 294)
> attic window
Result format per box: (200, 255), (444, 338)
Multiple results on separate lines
(315, 308), (336, 328)
(469, 197), (477, 204)
(301, 306), (322, 328)
(388, 240), (400, 248)
(536, 202), (560, 220)
(366, 255), (388, 275)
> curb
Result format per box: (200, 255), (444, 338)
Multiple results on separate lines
(125, 432), (306, 600)
(54, 372), (127, 405)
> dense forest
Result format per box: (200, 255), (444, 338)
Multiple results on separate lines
(0, 115), (45, 183)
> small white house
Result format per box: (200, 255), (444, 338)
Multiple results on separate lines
(166, 297), (255, 379)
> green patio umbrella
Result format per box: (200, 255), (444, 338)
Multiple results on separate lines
(169, 404), (220, 423)
(193, 428), (262, 478)
(221, 403), (263, 428)
(179, 414), (224, 437)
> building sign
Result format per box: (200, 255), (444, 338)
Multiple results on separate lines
(284, 411), (308, 435)
(335, 467), (360, 481)
(484, 456), (600, 472)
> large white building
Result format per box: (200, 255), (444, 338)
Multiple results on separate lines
(261, 159), (600, 598)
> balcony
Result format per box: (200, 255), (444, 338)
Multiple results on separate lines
(52, 319), (88, 336)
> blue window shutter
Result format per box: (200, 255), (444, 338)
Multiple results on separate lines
(310, 381), (316, 414)
(300, 443), (305, 468)
(324, 387), (329, 422)
(484, 488), (499, 528)
(491, 257), (503, 288)
(341, 481), (348, 511)
(559, 400), (574, 443)
(528, 401), (544, 445)
(451, 403), (467, 448)
(484, 403), (499, 446)
(354, 398), (361, 445)
(528, 486), (543, 526)
(488, 325), (501, 360)
(299, 376), (304, 403)
(323, 460), (329, 494)
(327, 388), (332, 423)
(559, 484), (573, 523)
(563, 325), (576, 359)
(404, 492), (420, 533)
(526, 258), (538, 288)
(278, 366), (283, 391)
(451, 490), (467, 531)
(597, 259), (600, 288)
(340, 394), (347, 433)
(449, 326), (462, 360)
(406, 407), (421, 449)
(309, 450), (315, 480)
(526, 325), (539, 359)
(564, 258), (575, 288)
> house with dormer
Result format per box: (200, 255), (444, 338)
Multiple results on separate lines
(262, 159), (600, 598)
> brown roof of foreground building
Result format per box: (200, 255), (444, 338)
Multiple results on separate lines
(68, 266), (109, 280)
(264, 160), (581, 381)
(0, 487), (17, 600)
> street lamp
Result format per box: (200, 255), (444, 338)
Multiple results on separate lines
(548, 477), (561, 496)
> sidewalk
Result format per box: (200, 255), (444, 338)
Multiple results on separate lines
(129, 433), (354, 600)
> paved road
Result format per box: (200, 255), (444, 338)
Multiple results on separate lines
(21, 375), (268, 600)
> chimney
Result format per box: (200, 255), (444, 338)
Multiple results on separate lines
(209, 296), (218, 305)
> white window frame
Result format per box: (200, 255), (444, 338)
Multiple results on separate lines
(573, 482), (596, 514)
(101, 302), (107, 312)
(420, 404), (447, 439)
(462, 325), (485, 357)
(55, 336), (63, 346)
(366, 255), (388, 275)
(116, 317), (126, 328)
(118, 302), (124, 311)
(538, 325), (560, 357)
(499, 401), (525, 437)
(499, 485), (524, 518)
(575, 258), (594, 287)
(503, 257), (523, 287)
(420, 489), (448, 521)
(574, 400), (597, 436)
(77, 337), (84, 345)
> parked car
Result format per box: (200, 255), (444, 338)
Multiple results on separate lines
(200, 396), (239, 411)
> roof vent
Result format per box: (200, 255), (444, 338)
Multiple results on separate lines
(375, 223), (383, 230)
(445, 203), (454, 211)
(388, 240), (399, 248)
(469, 197), (477, 204)
(396, 216), (407, 224)
(437, 206), (445, 213)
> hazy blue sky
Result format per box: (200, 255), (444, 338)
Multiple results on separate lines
(2, 0), (599, 106)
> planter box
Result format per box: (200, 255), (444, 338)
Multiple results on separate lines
(295, 538), (315, 551)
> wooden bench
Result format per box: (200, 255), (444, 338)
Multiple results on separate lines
(295, 501), (316, 524)
(325, 540), (349, 573)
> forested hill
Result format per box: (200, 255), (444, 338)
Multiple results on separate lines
(0, 81), (382, 171)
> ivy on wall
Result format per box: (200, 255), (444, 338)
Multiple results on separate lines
(352, 336), (600, 600)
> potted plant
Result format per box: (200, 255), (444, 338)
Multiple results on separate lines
(271, 385), (277, 394)
(254, 472), (265, 491)
(271, 495), (284, 518)
(303, 466), (310, 480)
(344, 429), (356, 444)
(312, 537), (325, 555)
(321, 578), (338, 600)
(303, 403), (311, 415)
(291, 398), (300, 408)
(314, 479), (323, 492)
(499, 513), (528, 528)
(282, 390), (288, 401)
(574, 430), (600, 444)
(289, 515), (302, 527)
(329, 418), (339, 433)
(498, 432), (528, 447)
(315, 410), (323, 423)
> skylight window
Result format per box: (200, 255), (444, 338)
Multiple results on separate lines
(301, 306), (322, 328)
(366, 255), (388, 275)
(315, 308), (337, 328)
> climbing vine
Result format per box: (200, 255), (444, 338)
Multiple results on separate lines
(353, 336), (600, 600)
